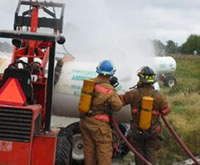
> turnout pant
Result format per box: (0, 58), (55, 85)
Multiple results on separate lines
(80, 118), (113, 165)
(129, 133), (163, 165)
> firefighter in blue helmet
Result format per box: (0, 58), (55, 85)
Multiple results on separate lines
(79, 60), (122, 165)
(120, 66), (170, 165)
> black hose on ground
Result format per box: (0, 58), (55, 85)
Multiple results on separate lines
(161, 115), (200, 165)
(111, 116), (152, 165)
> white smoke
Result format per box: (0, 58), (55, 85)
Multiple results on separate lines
(63, 0), (155, 81)
(0, 0), (157, 84)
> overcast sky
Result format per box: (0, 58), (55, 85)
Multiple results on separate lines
(1, 0), (199, 78)
(1, 0), (200, 46)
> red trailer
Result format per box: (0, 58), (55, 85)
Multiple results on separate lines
(0, 1), (71, 165)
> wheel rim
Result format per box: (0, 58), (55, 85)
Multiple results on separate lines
(72, 134), (84, 160)
(168, 79), (175, 87)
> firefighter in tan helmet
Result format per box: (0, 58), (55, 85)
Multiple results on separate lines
(79, 60), (122, 165)
(120, 66), (170, 165)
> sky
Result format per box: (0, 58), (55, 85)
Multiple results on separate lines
(0, 0), (200, 77)
(1, 0), (200, 46)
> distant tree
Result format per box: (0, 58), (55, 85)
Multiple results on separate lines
(152, 40), (166, 56)
(182, 34), (200, 54)
(166, 40), (178, 54)
(176, 46), (183, 53)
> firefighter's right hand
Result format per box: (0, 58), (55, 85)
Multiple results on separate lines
(61, 55), (75, 63)
(109, 76), (119, 88)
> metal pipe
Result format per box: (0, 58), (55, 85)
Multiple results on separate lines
(44, 42), (56, 131)
(161, 115), (200, 165)
(112, 116), (152, 165)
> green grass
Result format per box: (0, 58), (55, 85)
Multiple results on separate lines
(158, 55), (200, 164)
(174, 55), (200, 91)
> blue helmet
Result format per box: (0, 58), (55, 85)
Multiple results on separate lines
(96, 60), (116, 76)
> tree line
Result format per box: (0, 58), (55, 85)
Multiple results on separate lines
(153, 34), (200, 56)
(1, 34), (200, 55)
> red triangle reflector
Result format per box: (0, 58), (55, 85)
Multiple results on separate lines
(0, 78), (26, 105)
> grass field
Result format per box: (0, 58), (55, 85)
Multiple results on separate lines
(159, 55), (200, 164)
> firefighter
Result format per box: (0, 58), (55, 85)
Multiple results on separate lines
(79, 60), (122, 165)
(120, 66), (170, 165)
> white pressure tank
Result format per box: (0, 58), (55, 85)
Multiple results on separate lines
(153, 56), (176, 74)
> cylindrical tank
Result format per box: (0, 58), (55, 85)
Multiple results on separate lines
(0, 55), (175, 123)
(153, 56), (176, 74)
(52, 60), (132, 123)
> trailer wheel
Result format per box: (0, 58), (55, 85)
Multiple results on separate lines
(55, 128), (73, 165)
(66, 122), (84, 165)
(164, 75), (177, 87)
(65, 122), (130, 164)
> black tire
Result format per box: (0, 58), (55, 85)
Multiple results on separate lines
(163, 75), (177, 87)
(55, 128), (73, 165)
(66, 122), (84, 165)
(62, 122), (130, 164)
(118, 124), (130, 157)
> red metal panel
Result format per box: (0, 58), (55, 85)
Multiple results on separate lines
(0, 104), (41, 121)
(32, 135), (57, 165)
(0, 105), (42, 165)
(0, 141), (32, 165)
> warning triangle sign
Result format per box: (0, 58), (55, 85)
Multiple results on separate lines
(0, 78), (26, 105)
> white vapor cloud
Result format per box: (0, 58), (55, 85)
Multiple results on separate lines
(0, 0), (200, 79)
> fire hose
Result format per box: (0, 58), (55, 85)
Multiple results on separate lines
(112, 115), (152, 165)
(112, 115), (200, 165)
(161, 115), (200, 165)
